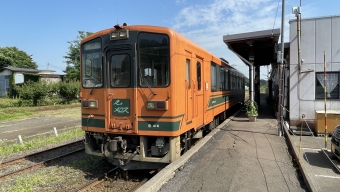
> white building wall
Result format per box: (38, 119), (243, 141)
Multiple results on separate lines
(289, 15), (340, 127)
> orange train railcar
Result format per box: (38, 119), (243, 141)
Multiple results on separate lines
(80, 24), (245, 170)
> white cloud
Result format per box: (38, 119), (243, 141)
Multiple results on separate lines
(171, 0), (284, 78)
(175, 0), (186, 5)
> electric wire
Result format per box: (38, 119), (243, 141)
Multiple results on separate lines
(271, 0), (281, 36)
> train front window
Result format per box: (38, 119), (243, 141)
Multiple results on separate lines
(138, 33), (170, 87)
(81, 38), (103, 88)
(110, 54), (131, 87)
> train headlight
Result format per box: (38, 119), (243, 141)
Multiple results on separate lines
(146, 102), (156, 110)
(82, 100), (98, 108)
(146, 101), (168, 110)
(119, 31), (128, 38)
(110, 30), (129, 40)
(111, 32), (118, 40)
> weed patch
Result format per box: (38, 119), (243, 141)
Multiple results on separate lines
(0, 128), (84, 156)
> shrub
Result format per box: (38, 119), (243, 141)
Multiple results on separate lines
(245, 100), (258, 116)
(58, 81), (80, 103)
(14, 80), (51, 106)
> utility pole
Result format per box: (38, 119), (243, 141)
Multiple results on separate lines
(277, 0), (285, 136)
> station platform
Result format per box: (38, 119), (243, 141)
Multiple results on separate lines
(137, 97), (340, 192)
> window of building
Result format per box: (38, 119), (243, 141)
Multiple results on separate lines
(315, 72), (339, 99)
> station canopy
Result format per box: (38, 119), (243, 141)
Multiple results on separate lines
(223, 28), (280, 67)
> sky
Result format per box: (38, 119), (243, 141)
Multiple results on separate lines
(0, 0), (339, 80)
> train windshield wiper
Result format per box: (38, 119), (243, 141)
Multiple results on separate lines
(139, 69), (157, 95)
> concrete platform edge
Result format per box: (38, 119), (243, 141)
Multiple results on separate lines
(283, 122), (318, 192)
(136, 109), (241, 192)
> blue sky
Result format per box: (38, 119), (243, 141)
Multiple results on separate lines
(0, 0), (339, 80)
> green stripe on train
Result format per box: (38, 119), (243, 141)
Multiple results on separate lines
(82, 118), (105, 128)
(208, 95), (230, 107)
(138, 121), (181, 131)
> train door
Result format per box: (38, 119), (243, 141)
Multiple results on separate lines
(185, 57), (193, 125)
(195, 58), (204, 127)
(106, 48), (137, 133)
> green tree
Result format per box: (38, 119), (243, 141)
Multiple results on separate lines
(245, 77), (249, 87)
(63, 31), (93, 81)
(260, 79), (267, 87)
(0, 47), (37, 69)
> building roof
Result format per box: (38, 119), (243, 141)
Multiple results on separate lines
(1, 67), (55, 73)
(1, 67), (40, 73)
(289, 14), (340, 23)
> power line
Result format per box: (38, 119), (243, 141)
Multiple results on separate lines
(272, 0), (281, 35)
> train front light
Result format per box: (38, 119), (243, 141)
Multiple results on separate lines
(147, 102), (156, 110)
(119, 31), (128, 38)
(146, 101), (168, 110)
(111, 32), (118, 40)
(82, 100), (98, 108)
(110, 30), (129, 40)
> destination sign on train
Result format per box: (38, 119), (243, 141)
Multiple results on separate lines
(84, 43), (101, 50)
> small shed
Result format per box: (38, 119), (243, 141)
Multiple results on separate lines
(0, 67), (63, 97)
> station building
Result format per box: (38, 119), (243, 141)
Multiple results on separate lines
(223, 14), (340, 134)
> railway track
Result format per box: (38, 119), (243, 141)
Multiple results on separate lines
(72, 168), (158, 192)
(0, 140), (84, 181)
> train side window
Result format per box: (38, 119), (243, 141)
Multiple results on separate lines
(211, 63), (217, 91)
(238, 77), (242, 89)
(236, 76), (239, 89)
(186, 59), (190, 89)
(197, 61), (201, 90)
(220, 67), (225, 90)
(225, 69), (229, 90)
(231, 73), (235, 89)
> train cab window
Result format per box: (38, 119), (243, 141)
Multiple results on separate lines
(211, 63), (217, 91)
(81, 38), (103, 88)
(138, 33), (170, 87)
(197, 62), (201, 90)
(220, 67), (225, 90)
(110, 54), (131, 87)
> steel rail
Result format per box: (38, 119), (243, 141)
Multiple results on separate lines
(0, 140), (83, 168)
(0, 148), (84, 181)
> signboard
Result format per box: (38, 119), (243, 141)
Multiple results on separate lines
(112, 99), (130, 116)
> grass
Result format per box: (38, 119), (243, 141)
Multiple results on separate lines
(0, 102), (80, 122)
(1, 155), (110, 192)
(1, 169), (58, 192)
(0, 127), (84, 156)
